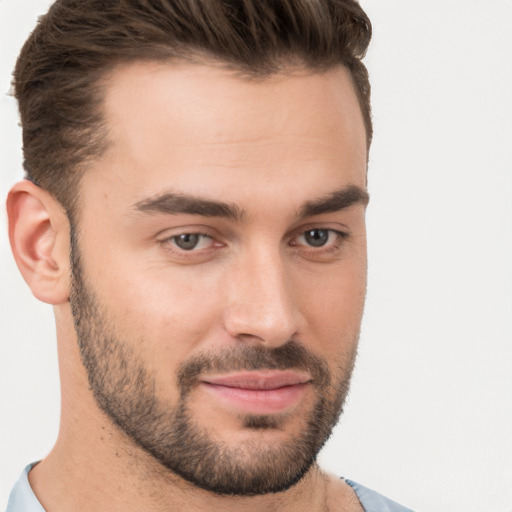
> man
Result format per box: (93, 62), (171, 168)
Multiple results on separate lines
(5, 0), (413, 510)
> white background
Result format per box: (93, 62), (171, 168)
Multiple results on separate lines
(1, 1), (511, 511)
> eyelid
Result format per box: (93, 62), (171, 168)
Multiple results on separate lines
(289, 220), (350, 240)
(157, 226), (226, 258)
(155, 223), (219, 239)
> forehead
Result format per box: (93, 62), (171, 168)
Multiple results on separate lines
(83, 61), (367, 211)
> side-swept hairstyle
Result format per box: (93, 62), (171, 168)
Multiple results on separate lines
(14, 0), (372, 212)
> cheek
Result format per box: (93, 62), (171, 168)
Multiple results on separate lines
(295, 258), (367, 351)
(86, 252), (226, 384)
(117, 275), (222, 343)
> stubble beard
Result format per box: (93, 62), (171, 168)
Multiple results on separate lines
(68, 226), (358, 496)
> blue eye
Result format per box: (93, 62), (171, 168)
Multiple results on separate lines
(293, 228), (349, 252)
(171, 233), (212, 251)
(303, 229), (330, 247)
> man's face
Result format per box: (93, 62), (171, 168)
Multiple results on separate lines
(69, 61), (368, 495)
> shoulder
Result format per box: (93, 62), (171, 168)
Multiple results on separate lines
(343, 478), (415, 512)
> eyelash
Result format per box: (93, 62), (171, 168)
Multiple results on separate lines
(291, 228), (348, 251)
(160, 228), (349, 259)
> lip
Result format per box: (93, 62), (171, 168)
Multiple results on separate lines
(200, 371), (311, 415)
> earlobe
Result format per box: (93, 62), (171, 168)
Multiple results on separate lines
(7, 180), (71, 305)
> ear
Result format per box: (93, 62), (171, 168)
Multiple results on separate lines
(7, 180), (71, 305)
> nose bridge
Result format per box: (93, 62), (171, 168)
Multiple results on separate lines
(223, 242), (299, 346)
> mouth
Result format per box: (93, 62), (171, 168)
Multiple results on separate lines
(200, 370), (312, 415)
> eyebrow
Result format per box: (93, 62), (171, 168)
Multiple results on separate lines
(133, 192), (244, 221)
(132, 185), (368, 221)
(297, 185), (369, 218)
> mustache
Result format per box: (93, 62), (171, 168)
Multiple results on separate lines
(177, 340), (331, 395)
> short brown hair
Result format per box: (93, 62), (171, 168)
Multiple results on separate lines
(14, 0), (372, 212)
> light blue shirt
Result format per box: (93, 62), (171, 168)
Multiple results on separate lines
(6, 464), (45, 512)
(7, 463), (414, 512)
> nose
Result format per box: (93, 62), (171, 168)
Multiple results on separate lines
(222, 246), (302, 347)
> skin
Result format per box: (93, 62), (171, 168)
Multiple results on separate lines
(7, 61), (368, 511)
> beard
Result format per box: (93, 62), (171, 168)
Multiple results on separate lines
(68, 226), (358, 496)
